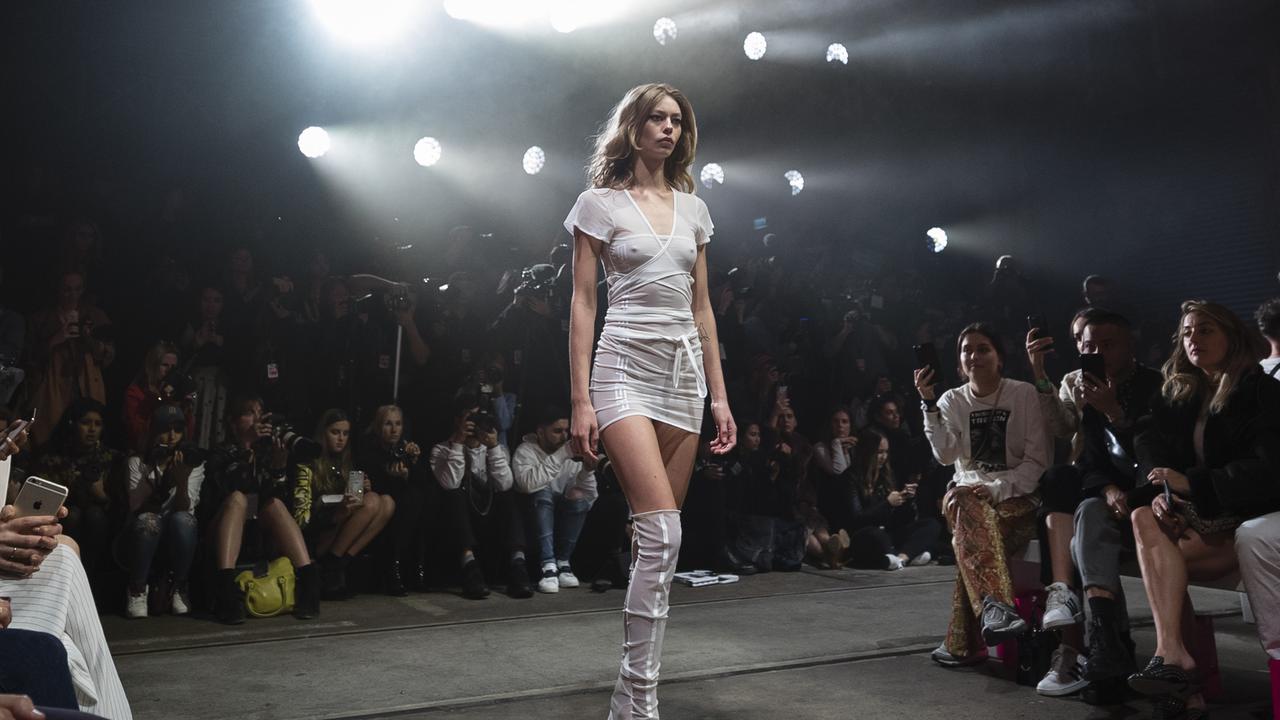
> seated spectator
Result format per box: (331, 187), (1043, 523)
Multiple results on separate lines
(512, 406), (596, 594)
(1127, 301), (1280, 717)
(432, 393), (530, 599)
(917, 322), (1049, 666)
(770, 398), (833, 569)
(356, 404), (425, 596)
(121, 341), (181, 454)
(812, 406), (856, 565)
(23, 270), (114, 447)
(1258, 297), (1280, 378)
(179, 286), (230, 448)
(29, 400), (120, 581)
(121, 405), (202, 618)
(845, 428), (939, 570)
(725, 421), (792, 571)
(204, 394), (320, 624)
(0, 600), (79, 711)
(293, 409), (394, 600)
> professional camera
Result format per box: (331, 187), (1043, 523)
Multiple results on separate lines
(390, 440), (418, 465)
(383, 285), (413, 315)
(253, 416), (322, 462)
(512, 263), (557, 301)
(159, 367), (197, 403)
(204, 444), (257, 494)
(468, 411), (498, 437)
(475, 364), (503, 404)
(147, 440), (208, 467)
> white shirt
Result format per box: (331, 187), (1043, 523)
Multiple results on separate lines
(428, 441), (514, 492)
(511, 434), (598, 503)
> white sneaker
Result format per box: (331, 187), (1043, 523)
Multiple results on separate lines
(1042, 582), (1083, 629)
(908, 551), (932, 567)
(1036, 645), (1089, 696)
(557, 565), (580, 588)
(885, 554), (905, 570)
(126, 588), (148, 619)
(537, 567), (559, 593)
(170, 588), (191, 616)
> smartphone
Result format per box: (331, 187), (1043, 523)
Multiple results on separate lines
(3, 409), (35, 445)
(913, 342), (941, 373)
(1026, 314), (1048, 339)
(12, 477), (68, 519)
(319, 494), (344, 505)
(1080, 353), (1106, 382)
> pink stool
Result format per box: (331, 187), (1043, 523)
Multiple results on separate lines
(990, 589), (1045, 677)
(1189, 615), (1222, 701)
(1269, 657), (1279, 720)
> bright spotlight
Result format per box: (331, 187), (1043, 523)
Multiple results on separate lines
(653, 17), (677, 45)
(311, 0), (423, 46)
(414, 137), (442, 167)
(926, 227), (948, 253)
(444, 0), (543, 28)
(744, 32), (767, 60)
(826, 43), (848, 65)
(784, 170), (805, 196)
(550, 8), (578, 33)
(700, 163), (725, 189)
(297, 127), (331, 158)
(523, 146), (546, 175)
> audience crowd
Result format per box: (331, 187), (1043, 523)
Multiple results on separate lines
(0, 193), (1278, 719)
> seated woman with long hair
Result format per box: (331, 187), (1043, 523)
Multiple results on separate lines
(293, 409), (394, 600)
(916, 322), (1050, 666)
(844, 428), (940, 570)
(1127, 301), (1280, 718)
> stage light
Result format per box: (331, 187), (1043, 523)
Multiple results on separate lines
(311, 0), (423, 45)
(784, 170), (804, 196)
(700, 163), (724, 189)
(298, 127), (331, 158)
(523, 146), (546, 175)
(744, 32), (767, 60)
(444, 0), (543, 28)
(826, 43), (848, 65)
(550, 7), (579, 33)
(414, 137), (442, 167)
(653, 17), (677, 45)
(926, 227), (948, 253)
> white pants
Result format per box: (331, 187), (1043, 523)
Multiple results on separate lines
(1236, 511), (1280, 660)
(0, 545), (133, 719)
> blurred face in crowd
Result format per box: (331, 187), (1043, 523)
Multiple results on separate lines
(537, 419), (570, 453)
(1181, 311), (1228, 374)
(309, 252), (330, 281)
(325, 420), (350, 455)
(230, 248), (253, 275)
(57, 272), (85, 310)
(72, 223), (97, 254)
(232, 400), (264, 444)
(200, 287), (224, 322)
(159, 352), (178, 378)
(328, 282), (351, 319)
(875, 436), (890, 470)
(1084, 280), (1110, 306)
(959, 331), (1002, 385)
(874, 375), (892, 395)
(829, 410), (851, 439)
(378, 409), (404, 447)
(777, 407), (797, 435)
(1080, 322), (1134, 379)
(76, 411), (103, 449)
(875, 401), (901, 430)
(1071, 315), (1089, 353)
(156, 424), (184, 449)
(742, 424), (762, 452)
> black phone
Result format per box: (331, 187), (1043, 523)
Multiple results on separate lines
(1080, 352), (1106, 382)
(913, 342), (942, 374)
(1026, 314), (1048, 339)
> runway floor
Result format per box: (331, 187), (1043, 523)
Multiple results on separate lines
(102, 565), (1273, 719)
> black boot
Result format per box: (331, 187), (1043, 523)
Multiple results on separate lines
(214, 568), (246, 625)
(293, 563), (321, 620)
(507, 557), (533, 599)
(384, 558), (408, 597)
(461, 559), (490, 599)
(406, 550), (428, 593)
(321, 554), (350, 601)
(1085, 598), (1134, 682)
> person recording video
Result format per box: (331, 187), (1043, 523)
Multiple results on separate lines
(203, 394), (320, 624)
(356, 404), (424, 595)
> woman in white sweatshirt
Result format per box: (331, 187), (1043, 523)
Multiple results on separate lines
(916, 322), (1049, 666)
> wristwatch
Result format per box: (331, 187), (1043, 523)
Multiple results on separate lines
(1035, 377), (1054, 393)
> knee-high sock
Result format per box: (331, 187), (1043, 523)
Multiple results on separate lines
(609, 510), (682, 720)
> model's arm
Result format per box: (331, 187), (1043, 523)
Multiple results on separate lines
(692, 248), (736, 454)
(568, 229), (603, 461)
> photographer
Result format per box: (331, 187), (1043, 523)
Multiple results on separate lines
(356, 404), (425, 595)
(204, 394), (319, 624)
(293, 409), (394, 600)
(22, 270), (113, 447)
(431, 393), (530, 600)
(467, 352), (517, 448)
(179, 285), (230, 448)
(122, 341), (188, 454)
(489, 265), (570, 439)
(513, 406), (596, 593)
(122, 405), (202, 618)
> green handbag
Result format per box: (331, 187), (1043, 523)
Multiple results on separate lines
(236, 557), (296, 618)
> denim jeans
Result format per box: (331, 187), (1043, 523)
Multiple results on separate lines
(126, 510), (198, 590)
(530, 487), (593, 566)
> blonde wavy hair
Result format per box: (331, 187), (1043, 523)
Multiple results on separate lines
(1160, 300), (1259, 413)
(587, 83), (698, 193)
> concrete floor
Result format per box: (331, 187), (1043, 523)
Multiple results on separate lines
(104, 565), (1273, 719)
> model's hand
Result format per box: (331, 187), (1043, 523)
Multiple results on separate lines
(570, 402), (600, 464)
(709, 402), (736, 455)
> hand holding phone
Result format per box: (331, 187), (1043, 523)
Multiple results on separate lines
(12, 477), (69, 519)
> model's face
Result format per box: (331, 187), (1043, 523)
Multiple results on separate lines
(743, 424), (762, 451)
(1182, 312), (1228, 373)
(380, 411), (403, 446)
(876, 401), (901, 430)
(830, 411), (851, 439)
(77, 411), (103, 448)
(326, 420), (350, 455)
(875, 437), (890, 469)
(200, 288), (223, 320)
(960, 333), (1001, 382)
(637, 95), (682, 163)
(1080, 323), (1133, 379)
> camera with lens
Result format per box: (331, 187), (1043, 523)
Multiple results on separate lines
(468, 411), (498, 437)
(383, 285), (413, 315)
(254, 416), (322, 462)
(159, 367), (197, 403)
(513, 264), (557, 301)
(390, 440), (419, 465)
(205, 445), (256, 494)
(475, 364), (503, 404)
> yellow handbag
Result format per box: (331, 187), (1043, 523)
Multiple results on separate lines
(235, 557), (296, 618)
